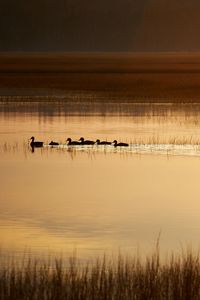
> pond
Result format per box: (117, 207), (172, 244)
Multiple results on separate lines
(1, 100), (200, 260)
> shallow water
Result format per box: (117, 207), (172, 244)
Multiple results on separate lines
(1, 101), (200, 259)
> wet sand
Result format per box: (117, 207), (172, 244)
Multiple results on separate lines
(1, 52), (200, 101)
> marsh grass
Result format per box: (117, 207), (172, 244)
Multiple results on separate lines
(0, 249), (200, 300)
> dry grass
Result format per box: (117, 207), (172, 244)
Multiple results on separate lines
(0, 250), (200, 300)
(129, 135), (200, 146)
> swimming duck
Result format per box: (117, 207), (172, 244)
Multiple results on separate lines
(30, 136), (43, 148)
(112, 140), (129, 147)
(49, 141), (59, 146)
(79, 137), (95, 145)
(96, 139), (111, 145)
(66, 138), (81, 145)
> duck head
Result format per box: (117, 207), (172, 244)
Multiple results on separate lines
(96, 139), (100, 144)
(66, 138), (71, 143)
(79, 137), (84, 142)
(30, 136), (35, 141)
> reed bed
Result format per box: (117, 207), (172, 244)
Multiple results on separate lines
(0, 250), (200, 300)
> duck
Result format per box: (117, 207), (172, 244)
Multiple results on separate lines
(79, 137), (95, 145)
(66, 138), (81, 145)
(49, 141), (59, 146)
(112, 140), (129, 147)
(30, 136), (43, 148)
(96, 139), (111, 145)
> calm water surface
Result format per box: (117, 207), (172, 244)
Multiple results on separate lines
(1, 101), (200, 259)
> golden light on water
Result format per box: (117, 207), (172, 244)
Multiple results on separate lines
(1, 105), (200, 258)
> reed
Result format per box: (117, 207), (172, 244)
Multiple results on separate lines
(0, 249), (200, 300)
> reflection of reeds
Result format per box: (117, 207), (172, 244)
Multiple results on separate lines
(2, 100), (200, 121)
(1, 142), (19, 153)
(0, 250), (200, 299)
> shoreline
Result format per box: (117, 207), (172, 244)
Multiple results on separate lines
(1, 52), (200, 102)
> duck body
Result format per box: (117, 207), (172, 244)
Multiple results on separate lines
(96, 139), (111, 145)
(49, 141), (59, 146)
(30, 136), (43, 148)
(79, 137), (95, 145)
(66, 138), (81, 146)
(112, 140), (129, 147)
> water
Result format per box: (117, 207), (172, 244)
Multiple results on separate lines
(1, 101), (200, 259)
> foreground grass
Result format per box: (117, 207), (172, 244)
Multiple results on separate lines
(0, 251), (200, 300)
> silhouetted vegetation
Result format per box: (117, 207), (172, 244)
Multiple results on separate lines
(1, 53), (200, 102)
(0, 250), (200, 300)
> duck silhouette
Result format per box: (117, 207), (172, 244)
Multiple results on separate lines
(66, 138), (81, 145)
(96, 139), (111, 145)
(30, 136), (43, 148)
(79, 137), (95, 145)
(49, 141), (59, 146)
(112, 140), (129, 147)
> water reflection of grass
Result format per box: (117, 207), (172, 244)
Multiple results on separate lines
(0, 250), (200, 299)
(2, 100), (200, 120)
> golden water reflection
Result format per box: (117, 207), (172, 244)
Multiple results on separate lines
(1, 103), (200, 258)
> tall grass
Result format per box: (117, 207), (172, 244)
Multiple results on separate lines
(0, 250), (200, 300)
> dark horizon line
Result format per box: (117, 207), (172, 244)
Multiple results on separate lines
(2, 51), (200, 55)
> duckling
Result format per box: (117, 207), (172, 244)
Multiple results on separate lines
(96, 139), (111, 145)
(66, 138), (81, 145)
(79, 137), (95, 145)
(49, 141), (59, 146)
(112, 140), (129, 147)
